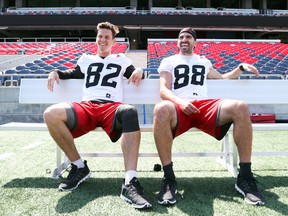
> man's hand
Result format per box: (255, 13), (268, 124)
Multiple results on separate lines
(128, 68), (143, 86)
(47, 71), (60, 92)
(178, 98), (200, 115)
(240, 63), (259, 77)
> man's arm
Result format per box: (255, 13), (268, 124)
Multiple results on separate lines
(207, 63), (259, 79)
(47, 65), (84, 92)
(124, 65), (144, 86)
(159, 71), (200, 115)
(56, 65), (84, 79)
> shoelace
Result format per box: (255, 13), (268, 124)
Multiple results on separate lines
(65, 165), (79, 181)
(131, 180), (144, 195)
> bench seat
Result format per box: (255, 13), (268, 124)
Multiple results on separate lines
(1, 78), (288, 178)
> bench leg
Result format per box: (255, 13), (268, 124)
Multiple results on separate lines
(232, 139), (238, 177)
(51, 145), (69, 179)
(216, 133), (238, 178)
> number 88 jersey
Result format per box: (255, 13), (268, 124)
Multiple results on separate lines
(77, 53), (132, 102)
(158, 54), (212, 100)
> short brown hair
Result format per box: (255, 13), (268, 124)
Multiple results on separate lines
(96, 22), (119, 38)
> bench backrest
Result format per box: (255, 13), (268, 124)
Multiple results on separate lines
(19, 79), (288, 104)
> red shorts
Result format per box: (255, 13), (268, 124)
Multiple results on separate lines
(173, 99), (232, 140)
(69, 101), (122, 141)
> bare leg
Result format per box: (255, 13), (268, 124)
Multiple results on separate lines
(43, 103), (80, 162)
(218, 100), (252, 163)
(120, 130), (152, 209)
(220, 100), (265, 206)
(153, 101), (178, 166)
(121, 131), (141, 171)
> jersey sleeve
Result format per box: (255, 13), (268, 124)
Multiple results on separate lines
(117, 53), (133, 77)
(57, 65), (84, 79)
(120, 53), (132, 68)
(123, 65), (136, 79)
(157, 57), (173, 74)
(201, 55), (213, 69)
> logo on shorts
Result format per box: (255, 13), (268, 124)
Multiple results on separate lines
(106, 93), (111, 98)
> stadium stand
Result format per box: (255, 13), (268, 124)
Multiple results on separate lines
(0, 41), (129, 86)
(150, 7), (261, 16)
(0, 6), (288, 16)
(1, 39), (288, 85)
(2, 6), (288, 17)
(273, 9), (288, 16)
(147, 39), (288, 79)
(3, 69), (20, 86)
(4, 6), (137, 15)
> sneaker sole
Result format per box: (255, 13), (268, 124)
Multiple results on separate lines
(235, 184), (265, 206)
(120, 194), (152, 209)
(59, 172), (92, 191)
(158, 199), (176, 205)
(157, 189), (177, 205)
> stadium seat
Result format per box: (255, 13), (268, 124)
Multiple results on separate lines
(4, 69), (21, 86)
(34, 69), (48, 78)
(15, 65), (26, 71)
(266, 75), (283, 79)
(42, 65), (55, 71)
(25, 62), (35, 68)
(19, 69), (37, 78)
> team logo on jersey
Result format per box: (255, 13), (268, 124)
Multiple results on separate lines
(106, 93), (111, 98)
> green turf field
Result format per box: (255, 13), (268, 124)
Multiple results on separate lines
(0, 130), (287, 216)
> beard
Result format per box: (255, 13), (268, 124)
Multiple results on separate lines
(179, 42), (194, 55)
(180, 47), (193, 55)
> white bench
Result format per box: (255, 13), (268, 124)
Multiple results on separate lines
(1, 78), (288, 179)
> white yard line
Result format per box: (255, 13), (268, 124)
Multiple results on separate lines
(0, 152), (14, 160)
(0, 142), (44, 161)
(21, 142), (44, 150)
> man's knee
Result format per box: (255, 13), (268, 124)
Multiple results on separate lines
(154, 101), (175, 120)
(223, 100), (249, 116)
(233, 100), (250, 116)
(116, 105), (139, 132)
(43, 103), (71, 125)
(43, 105), (57, 123)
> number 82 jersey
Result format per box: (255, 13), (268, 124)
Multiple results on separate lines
(77, 53), (132, 102)
(158, 54), (212, 100)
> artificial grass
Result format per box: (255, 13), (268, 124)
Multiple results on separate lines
(0, 131), (287, 216)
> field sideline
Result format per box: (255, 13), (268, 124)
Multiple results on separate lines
(0, 130), (287, 216)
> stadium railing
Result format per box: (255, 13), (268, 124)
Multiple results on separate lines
(1, 78), (288, 179)
(4, 6), (137, 15)
(2, 6), (288, 16)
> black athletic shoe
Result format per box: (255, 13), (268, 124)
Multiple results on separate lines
(120, 177), (152, 209)
(235, 174), (265, 206)
(157, 178), (177, 205)
(59, 160), (91, 191)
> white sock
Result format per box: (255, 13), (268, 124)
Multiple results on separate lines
(125, 170), (137, 185)
(71, 159), (85, 168)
